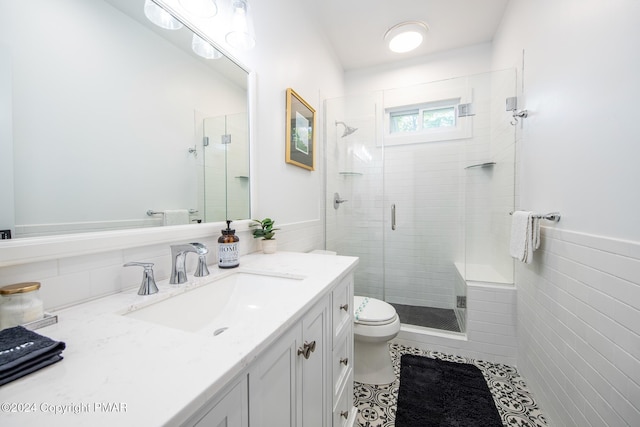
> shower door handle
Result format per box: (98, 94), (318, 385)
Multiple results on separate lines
(391, 204), (396, 230)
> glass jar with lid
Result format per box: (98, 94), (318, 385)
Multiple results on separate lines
(0, 282), (44, 329)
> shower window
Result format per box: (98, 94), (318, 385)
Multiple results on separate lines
(385, 98), (467, 145)
(390, 109), (419, 133)
(422, 106), (455, 129)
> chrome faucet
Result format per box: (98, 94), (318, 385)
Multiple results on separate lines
(170, 242), (209, 284)
(123, 262), (159, 295)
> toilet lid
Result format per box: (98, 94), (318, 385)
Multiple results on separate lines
(354, 296), (397, 325)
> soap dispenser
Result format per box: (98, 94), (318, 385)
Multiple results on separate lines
(218, 220), (239, 269)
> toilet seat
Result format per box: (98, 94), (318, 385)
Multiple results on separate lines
(354, 296), (397, 326)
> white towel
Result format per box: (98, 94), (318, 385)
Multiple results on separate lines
(509, 211), (540, 264)
(163, 209), (189, 226)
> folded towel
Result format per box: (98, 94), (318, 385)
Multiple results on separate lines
(163, 209), (189, 226)
(0, 326), (66, 386)
(509, 211), (541, 264)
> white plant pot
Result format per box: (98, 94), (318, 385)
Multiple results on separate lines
(261, 239), (277, 254)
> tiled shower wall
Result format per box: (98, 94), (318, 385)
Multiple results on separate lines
(464, 69), (516, 283)
(517, 227), (640, 426)
(326, 69), (516, 310)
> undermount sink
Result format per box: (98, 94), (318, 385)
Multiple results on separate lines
(123, 271), (304, 334)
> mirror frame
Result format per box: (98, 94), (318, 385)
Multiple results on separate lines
(0, 0), (256, 267)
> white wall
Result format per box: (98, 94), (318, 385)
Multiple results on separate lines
(492, 1), (640, 425)
(345, 43), (492, 94)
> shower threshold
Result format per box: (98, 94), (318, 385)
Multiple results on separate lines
(390, 303), (461, 333)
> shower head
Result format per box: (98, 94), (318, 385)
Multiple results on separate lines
(335, 121), (358, 138)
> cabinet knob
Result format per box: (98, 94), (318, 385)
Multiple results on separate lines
(297, 340), (316, 360)
(339, 303), (349, 312)
(340, 410), (349, 419)
(340, 357), (349, 366)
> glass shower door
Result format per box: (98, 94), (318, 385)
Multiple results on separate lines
(382, 77), (467, 333)
(202, 112), (250, 222)
(325, 92), (385, 301)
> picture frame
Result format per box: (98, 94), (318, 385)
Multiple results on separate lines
(285, 88), (316, 171)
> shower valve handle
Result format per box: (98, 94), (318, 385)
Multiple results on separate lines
(333, 193), (348, 210)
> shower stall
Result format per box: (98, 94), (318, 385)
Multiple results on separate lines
(324, 69), (516, 334)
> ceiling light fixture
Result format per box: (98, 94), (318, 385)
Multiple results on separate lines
(225, 0), (256, 50)
(384, 21), (429, 53)
(144, 0), (183, 30)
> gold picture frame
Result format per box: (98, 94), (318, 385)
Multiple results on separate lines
(285, 88), (315, 171)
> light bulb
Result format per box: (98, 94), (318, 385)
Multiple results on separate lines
(225, 0), (255, 50)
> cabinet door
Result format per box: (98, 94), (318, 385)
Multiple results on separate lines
(249, 326), (298, 427)
(300, 296), (330, 427)
(193, 377), (247, 427)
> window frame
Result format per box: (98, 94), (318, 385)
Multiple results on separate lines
(381, 87), (473, 146)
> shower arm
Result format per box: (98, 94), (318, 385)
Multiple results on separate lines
(335, 121), (358, 137)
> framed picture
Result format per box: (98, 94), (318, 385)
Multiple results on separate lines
(285, 88), (315, 171)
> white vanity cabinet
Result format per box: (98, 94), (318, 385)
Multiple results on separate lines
(330, 274), (356, 426)
(185, 376), (249, 427)
(249, 294), (330, 427)
(248, 273), (355, 427)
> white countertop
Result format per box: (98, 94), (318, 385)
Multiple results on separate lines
(0, 252), (358, 426)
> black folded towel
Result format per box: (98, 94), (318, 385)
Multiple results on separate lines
(0, 326), (66, 386)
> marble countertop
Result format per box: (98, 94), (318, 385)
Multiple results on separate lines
(0, 252), (358, 426)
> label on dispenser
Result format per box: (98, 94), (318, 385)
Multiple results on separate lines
(218, 243), (239, 268)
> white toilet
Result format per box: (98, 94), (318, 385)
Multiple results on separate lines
(309, 250), (401, 384)
(353, 296), (401, 385)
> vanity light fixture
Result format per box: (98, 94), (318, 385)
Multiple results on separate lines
(225, 0), (256, 50)
(192, 34), (223, 59)
(384, 21), (429, 53)
(144, 0), (183, 30)
(178, 0), (218, 18)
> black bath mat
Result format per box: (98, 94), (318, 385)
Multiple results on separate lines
(396, 354), (502, 427)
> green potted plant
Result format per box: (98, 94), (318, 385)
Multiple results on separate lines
(250, 218), (279, 253)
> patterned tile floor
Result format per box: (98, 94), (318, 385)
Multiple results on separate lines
(354, 343), (548, 427)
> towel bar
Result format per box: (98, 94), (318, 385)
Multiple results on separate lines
(146, 209), (198, 216)
(509, 211), (561, 222)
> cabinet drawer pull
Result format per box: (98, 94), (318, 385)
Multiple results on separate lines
(340, 357), (349, 366)
(297, 341), (317, 360)
(340, 410), (349, 419)
(339, 303), (349, 312)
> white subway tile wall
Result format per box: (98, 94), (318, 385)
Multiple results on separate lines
(518, 227), (640, 427)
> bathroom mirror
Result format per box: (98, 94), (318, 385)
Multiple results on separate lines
(0, 0), (250, 239)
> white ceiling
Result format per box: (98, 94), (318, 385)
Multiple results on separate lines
(305, 0), (510, 71)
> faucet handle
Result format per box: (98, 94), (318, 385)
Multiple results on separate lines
(188, 243), (210, 278)
(194, 254), (210, 277)
(124, 262), (159, 296)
